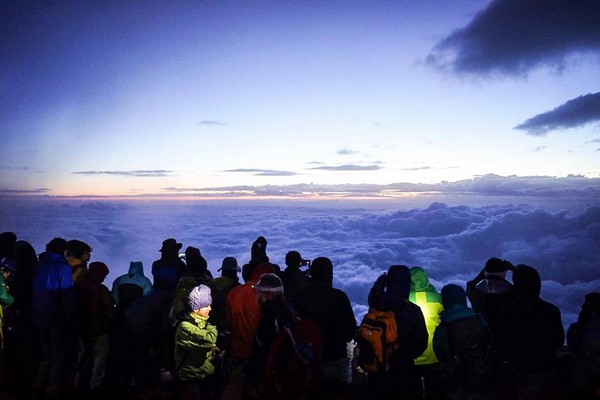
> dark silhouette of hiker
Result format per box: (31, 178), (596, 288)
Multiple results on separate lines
(497, 264), (564, 399)
(211, 257), (241, 346)
(366, 265), (428, 399)
(152, 238), (185, 291)
(281, 251), (310, 309)
(241, 236), (271, 283)
(466, 257), (515, 335)
(66, 239), (92, 283)
(295, 257), (356, 399)
(31, 237), (77, 399)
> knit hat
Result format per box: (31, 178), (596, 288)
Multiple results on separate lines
(187, 284), (212, 311)
(219, 257), (240, 272)
(254, 273), (284, 293)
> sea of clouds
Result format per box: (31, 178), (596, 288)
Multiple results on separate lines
(1, 196), (599, 332)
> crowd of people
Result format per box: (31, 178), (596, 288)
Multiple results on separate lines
(0, 231), (598, 400)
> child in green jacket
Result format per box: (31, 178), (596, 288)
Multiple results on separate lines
(174, 284), (219, 399)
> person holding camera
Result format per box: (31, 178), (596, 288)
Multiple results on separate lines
(281, 251), (310, 308)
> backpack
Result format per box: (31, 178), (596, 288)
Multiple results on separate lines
(354, 308), (398, 373)
(265, 314), (324, 395)
(444, 314), (493, 392)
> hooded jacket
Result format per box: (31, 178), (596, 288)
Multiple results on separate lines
(75, 262), (114, 337)
(226, 263), (275, 360)
(368, 265), (428, 370)
(32, 251), (76, 329)
(497, 265), (564, 373)
(409, 267), (444, 365)
(174, 312), (218, 381)
(111, 261), (153, 306)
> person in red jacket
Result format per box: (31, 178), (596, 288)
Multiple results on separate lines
(222, 263), (275, 400)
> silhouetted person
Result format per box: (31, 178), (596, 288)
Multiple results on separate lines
(241, 236), (270, 283)
(0, 232), (17, 268)
(74, 261), (113, 392)
(111, 261), (152, 312)
(295, 256), (356, 399)
(466, 257), (514, 335)
(211, 257), (241, 340)
(0, 260), (14, 395)
(567, 292), (600, 398)
(66, 239), (92, 283)
(409, 266), (444, 398)
(32, 237), (77, 399)
(152, 238), (185, 291)
(367, 265), (428, 399)
(497, 264), (564, 399)
(281, 250), (310, 308)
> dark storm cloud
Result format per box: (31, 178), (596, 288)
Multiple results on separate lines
(515, 92), (600, 135)
(72, 170), (174, 177)
(223, 169), (298, 176)
(1, 197), (598, 329)
(309, 164), (381, 171)
(199, 120), (227, 126)
(427, 0), (600, 76)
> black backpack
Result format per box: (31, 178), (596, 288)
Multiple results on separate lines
(444, 314), (493, 392)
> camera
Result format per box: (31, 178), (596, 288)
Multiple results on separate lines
(301, 259), (311, 267)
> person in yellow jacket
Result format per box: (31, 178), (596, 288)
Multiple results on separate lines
(409, 266), (444, 397)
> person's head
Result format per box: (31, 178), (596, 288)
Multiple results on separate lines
(441, 284), (468, 309)
(67, 240), (92, 261)
(88, 261), (109, 283)
(285, 251), (308, 269)
(255, 273), (284, 304)
(187, 284), (212, 318)
(0, 260), (14, 282)
(309, 257), (333, 287)
(386, 265), (411, 299)
(185, 246), (207, 274)
(250, 236), (269, 261)
(0, 232), (17, 259)
(46, 237), (68, 255)
(14, 240), (37, 270)
(219, 256), (240, 278)
(513, 264), (541, 301)
(159, 238), (182, 257)
(483, 257), (513, 279)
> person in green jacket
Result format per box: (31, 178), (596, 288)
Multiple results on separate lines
(174, 284), (219, 400)
(409, 266), (444, 397)
(0, 262), (15, 392)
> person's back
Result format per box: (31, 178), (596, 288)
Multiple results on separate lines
(152, 238), (186, 291)
(366, 265), (428, 399)
(111, 261), (152, 310)
(295, 257), (356, 396)
(466, 257), (515, 334)
(211, 257), (241, 334)
(281, 251), (310, 308)
(433, 284), (493, 398)
(497, 265), (564, 398)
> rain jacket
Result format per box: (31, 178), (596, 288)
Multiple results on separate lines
(226, 263), (275, 360)
(409, 267), (443, 365)
(32, 251), (76, 329)
(211, 275), (240, 332)
(75, 265), (113, 338)
(111, 262), (152, 306)
(174, 312), (218, 381)
(0, 273), (14, 348)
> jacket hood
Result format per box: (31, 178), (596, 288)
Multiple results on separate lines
(249, 262), (275, 284)
(441, 284), (467, 309)
(387, 265), (411, 299)
(410, 266), (435, 292)
(128, 261), (144, 276)
(513, 264), (541, 301)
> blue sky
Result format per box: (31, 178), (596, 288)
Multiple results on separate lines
(1, 0), (599, 197)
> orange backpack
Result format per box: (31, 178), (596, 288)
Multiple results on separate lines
(354, 308), (398, 373)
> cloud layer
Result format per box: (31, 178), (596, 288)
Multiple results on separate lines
(1, 196), (598, 331)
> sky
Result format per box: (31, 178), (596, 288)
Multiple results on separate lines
(1, 0), (600, 197)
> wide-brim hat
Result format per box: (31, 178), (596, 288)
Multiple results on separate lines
(160, 238), (182, 252)
(219, 256), (241, 272)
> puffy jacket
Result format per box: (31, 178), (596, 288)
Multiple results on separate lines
(174, 313), (218, 381)
(226, 263), (275, 360)
(32, 252), (76, 329)
(409, 267), (443, 365)
(111, 261), (152, 306)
